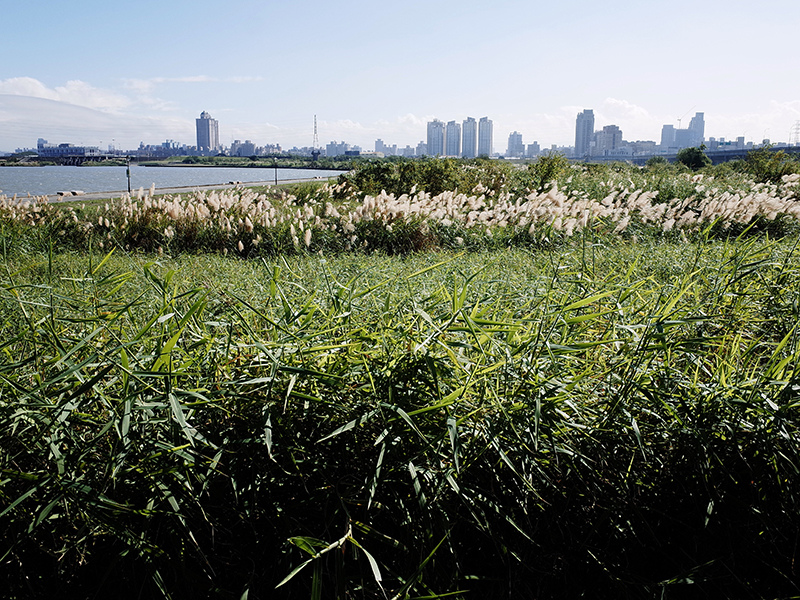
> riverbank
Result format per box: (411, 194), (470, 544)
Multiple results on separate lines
(0, 177), (335, 204)
(37, 176), (337, 203)
(0, 164), (344, 199)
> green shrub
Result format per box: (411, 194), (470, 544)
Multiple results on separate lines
(676, 146), (712, 171)
(744, 145), (800, 184)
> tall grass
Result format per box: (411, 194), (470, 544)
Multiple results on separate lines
(2, 239), (800, 598)
(1, 160), (799, 259)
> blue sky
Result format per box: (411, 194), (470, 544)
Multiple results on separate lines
(2, 0), (799, 152)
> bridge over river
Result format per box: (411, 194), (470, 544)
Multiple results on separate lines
(621, 145), (800, 166)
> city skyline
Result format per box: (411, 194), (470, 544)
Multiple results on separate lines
(1, 0), (800, 153)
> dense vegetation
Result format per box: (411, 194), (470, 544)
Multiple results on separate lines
(2, 153), (800, 598)
(2, 153), (799, 259)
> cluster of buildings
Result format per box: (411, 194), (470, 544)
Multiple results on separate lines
(195, 112), (282, 156)
(18, 110), (800, 162)
(36, 139), (103, 159)
(574, 109), (707, 159)
(423, 117), (494, 158)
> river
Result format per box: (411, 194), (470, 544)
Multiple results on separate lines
(0, 165), (345, 198)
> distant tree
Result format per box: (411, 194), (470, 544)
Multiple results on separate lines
(528, 152), (569, 193)
(676, 146), (711, 171)
(744, 145), (799, 183)
(645, 156), (668, 168)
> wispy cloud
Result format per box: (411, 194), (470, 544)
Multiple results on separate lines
(601, 98), (651, 121)
(0, 94), (193, 150)
(122, 75), (263, 94)
(0, 77), (131, 112)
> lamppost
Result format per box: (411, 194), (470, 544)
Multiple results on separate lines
(126, 155), (131, 193)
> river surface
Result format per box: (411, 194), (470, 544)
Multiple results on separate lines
(0, 165), (344, 198)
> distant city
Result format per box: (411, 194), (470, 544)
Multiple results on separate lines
(11, 110), (800, 163)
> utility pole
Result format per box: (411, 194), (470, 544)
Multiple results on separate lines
(311, 115), (321, 161)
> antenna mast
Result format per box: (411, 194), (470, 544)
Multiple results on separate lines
(311, 115), (321, 161)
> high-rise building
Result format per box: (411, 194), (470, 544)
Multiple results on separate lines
(574, 109), (594, 159)
(478, 117), (493, 156)
(427, 119), (445, 156)
(375, 139), (397, 156)
(196, 111), (219, 153)
(507, 131), (524, 157)
(660, 124), (676, 150)
(526, 142), (541, 158)
(594, 125), (622, 156)
(688, 112), (705, 147)
(445, 121), (461, 157)
(230, 139), (256, 157)
(662, 112), (705, 151)
(326, 141), (350, 157)
(461, 117), (477, 158)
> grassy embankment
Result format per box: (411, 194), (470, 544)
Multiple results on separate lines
(2, 154), (800, 598)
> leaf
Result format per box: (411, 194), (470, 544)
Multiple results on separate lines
(290, 536), (330, 557)
(350, 537), (383, 584)
(447, 414), (460, 473)
(275, 558), (314, 588)
(562, 290), (616, 312)
(168, 392), (195, 447)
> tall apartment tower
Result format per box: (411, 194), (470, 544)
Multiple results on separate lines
(688, 112), (705, 147)
(427, 119), (445, 156)
(574, 109), (595, 159)
(507, 131), (524, 157)
(445, 121), (462, 157)
(462, 117), (478, 158)
(595, 125), (623, 155)
(478, 117), (493, 157)
(196, 111), (219, 153)
(660, 124), (676, 150)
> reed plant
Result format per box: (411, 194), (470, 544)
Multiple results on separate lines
(2, 237), (800, 598)
(2, 160), (800, 260)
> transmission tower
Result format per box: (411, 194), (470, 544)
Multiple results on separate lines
(311, 115), (321, 161)
(790, 121), (800, 146)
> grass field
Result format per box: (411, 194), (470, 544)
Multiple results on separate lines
(2, 156), (800, 598)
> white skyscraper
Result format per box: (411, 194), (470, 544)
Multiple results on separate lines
(427, 119), (445, 156)
(688, 112), (705, 147)
(574, 109), (594, 159)
(445, 121), (461, 157)
(196, 111), (219, 154)
(478, 117), (493, 157)
(462, 117), (477, 158)
(594, 125), (622, 156)
(507, 131), (524, 157)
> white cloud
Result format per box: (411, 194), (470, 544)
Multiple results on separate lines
(123, 75), (263, 92)
(709, 101), (800, 143)
(0, 77), (131, 112)
(600, 98), (651, 123)
(0, 94), (193, 150)
(120, 75), (265, 113)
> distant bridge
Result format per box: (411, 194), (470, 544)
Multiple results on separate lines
(622, 145), (800, 166)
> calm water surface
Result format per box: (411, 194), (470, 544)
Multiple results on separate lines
(0, 165), (344, 197)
